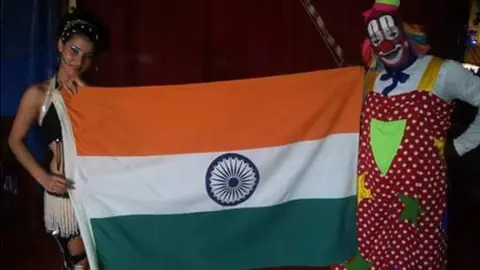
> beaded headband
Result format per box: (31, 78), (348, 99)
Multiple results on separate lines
(60, 19), (99, 42)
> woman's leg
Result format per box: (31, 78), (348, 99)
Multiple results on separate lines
(68, 236), (88, 269)
(45, 190), (87, 269)
(52, 232), (88, 269)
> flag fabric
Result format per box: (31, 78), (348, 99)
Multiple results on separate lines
(58, 66), (364, 270)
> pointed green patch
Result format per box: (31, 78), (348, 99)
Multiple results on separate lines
(369, 118), (406, 176)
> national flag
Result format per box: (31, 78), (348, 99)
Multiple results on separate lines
(58, 67), (364, 270)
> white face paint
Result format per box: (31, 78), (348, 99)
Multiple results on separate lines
(367, 20), (383, 46)
(367, 14), (408, 67)
(367, 15), (400, 45)
(379, 15), (399, 41)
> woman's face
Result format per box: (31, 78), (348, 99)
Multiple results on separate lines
(58, 35), (95, 77)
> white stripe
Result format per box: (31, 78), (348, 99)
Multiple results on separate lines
(74, 134), (358, 219)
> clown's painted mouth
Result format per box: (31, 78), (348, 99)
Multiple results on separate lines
(379, 44), (404, 65)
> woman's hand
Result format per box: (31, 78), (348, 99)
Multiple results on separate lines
(60, 77), (86, 95)
(40, 174), (75, 194)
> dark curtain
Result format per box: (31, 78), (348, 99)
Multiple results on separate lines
(1, 0), (61, 236)
(79, 0), (470, 87)
(399, 0), (471, 61)
(1, 0), (62, 160)
(1, 0), (61, 116)
(79, 0), (371, 86)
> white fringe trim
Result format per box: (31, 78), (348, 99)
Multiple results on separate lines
(44, 192), (79, 237)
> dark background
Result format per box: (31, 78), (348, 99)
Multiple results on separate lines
(79, 0), (471, 86)
(1, 0), (479, 269)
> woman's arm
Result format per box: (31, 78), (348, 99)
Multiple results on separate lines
(9, 85), (73, 194)
(8, 85), (50, 183)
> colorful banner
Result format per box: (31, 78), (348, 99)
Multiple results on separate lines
(60, 67), (364, 270)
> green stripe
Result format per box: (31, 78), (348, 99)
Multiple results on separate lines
(91, 198), (356, 270)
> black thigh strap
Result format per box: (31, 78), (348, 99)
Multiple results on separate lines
(53, 233), (86, 269)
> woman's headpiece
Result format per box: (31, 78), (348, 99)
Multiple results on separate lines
(60, 19), (99, 42)
(57, 8), (109, 53)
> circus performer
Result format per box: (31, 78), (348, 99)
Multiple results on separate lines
(8, 8), (108, 269)
(334, 0), (480, 269)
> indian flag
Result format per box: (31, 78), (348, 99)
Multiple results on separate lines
(58, 67), (364, 270)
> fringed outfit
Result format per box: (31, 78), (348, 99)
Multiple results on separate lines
(38, 77), (86, 269)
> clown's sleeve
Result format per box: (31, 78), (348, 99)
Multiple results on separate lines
(434, 60), (480, 156)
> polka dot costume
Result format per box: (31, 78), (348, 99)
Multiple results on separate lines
(332, 58), (453, 270)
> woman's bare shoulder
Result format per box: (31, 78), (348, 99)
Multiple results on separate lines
(25, 79), (53, 95)
(21, 79), (52, 107)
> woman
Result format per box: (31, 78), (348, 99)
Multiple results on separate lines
(8, 8), (108, 270)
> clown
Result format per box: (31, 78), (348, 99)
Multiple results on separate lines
(334, 0), (480, 269)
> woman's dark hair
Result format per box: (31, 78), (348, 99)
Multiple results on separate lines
(56, 8), (110, 54)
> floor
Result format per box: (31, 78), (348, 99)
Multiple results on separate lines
(1, 201), (478, 270)
(0, 225), (62, 270)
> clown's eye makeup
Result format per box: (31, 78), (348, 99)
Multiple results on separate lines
(371, 33), (383, 46)
(367, 20), (383, 46)
(379, 15), (399, 40)
(384, 27), (399, 40)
